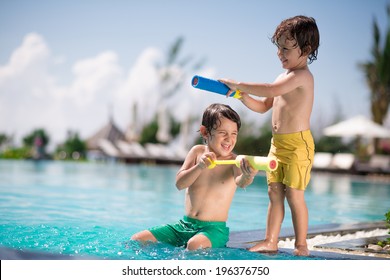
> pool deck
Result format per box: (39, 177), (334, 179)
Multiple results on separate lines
(1, 221), (388, 260)
(228, 221), (389, 260)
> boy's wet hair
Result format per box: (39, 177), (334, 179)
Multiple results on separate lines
(201, 103), (241, 136)
(272, 15), (320, 64)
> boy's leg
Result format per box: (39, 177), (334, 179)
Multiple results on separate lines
(131, 230), (158, 243)
(249, 182), (286, 252)
(286, 187), (309, 256)
(187, 221), (229, 250)
(186, 234), (212, 250)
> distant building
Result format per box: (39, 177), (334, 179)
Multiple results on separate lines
(86, 117), (125, 161)
(86, 113), (186, 165)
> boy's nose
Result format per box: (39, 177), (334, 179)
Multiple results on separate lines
(226, 135), (234, 142)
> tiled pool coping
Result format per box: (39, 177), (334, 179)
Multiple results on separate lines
(228, 221), (389, 260)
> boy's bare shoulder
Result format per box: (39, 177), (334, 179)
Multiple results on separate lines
(278, 68), (312, 82)
(189, 144), (207, 154)
(292, 67), (313, 79)
(286, 68), (313, 90)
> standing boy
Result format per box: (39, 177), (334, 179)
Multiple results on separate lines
(220, 15), (320, 256)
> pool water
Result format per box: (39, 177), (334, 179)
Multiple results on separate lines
(0, 160), (389, 260)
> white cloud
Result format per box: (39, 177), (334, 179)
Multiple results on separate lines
(0, 33), (218, 150)
(0, 33), (55, 100)
(0, 33), (127, 147)
(68, 51), (123, 106)
(0, 31), (253, 155)
(117, 47), (163, 128)
(0, 33), (50, 81)
(0, 33), (59, 146)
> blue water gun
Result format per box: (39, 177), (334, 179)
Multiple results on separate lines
(191, 75), (242, 98)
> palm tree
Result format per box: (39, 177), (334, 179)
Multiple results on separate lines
(359, 4), (390, 125)
(156, 36), (206, 143)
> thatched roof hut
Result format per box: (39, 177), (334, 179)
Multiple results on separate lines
(86, 118), (125, 157)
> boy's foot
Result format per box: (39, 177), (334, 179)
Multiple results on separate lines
(248, 241), (278, 253)
(293, 245), (310, 256)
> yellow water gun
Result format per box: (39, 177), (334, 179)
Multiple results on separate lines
(208, 155), (278, 172)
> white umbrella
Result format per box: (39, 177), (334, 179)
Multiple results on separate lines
(323, 115), (390, 138)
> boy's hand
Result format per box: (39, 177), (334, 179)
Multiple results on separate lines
(219, 78), (238, 97)
(236, 158), (258, 188)
(198, 152), (216, 169)
(240, 158), (258, 178)
(237, 91), (249, 101)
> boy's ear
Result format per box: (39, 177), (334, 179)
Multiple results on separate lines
(302, 45), (311, 56)
(199, 125), (208, 138)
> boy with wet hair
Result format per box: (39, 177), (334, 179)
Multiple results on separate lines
(220, 15), (320, 256)
(131, 103), (258, 250)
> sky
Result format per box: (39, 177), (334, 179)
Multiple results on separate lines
(0, 0), (389, 150)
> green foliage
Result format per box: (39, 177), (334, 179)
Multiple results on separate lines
(235, 134), (264, 155)
(314, 136), (353, 154)
(0, 133), (30, 159)
(235, 131), (272, 156)
(385, 210), (390, 242)
(358, 4), (390, 125)
(18, 128), (50, 159)
(170, 118), (181, 139)
(0, 134), (8, 145)
(377, 210), (390, 247)
(139, 118), (159, 145)
(22, 129), (50, 148)
(0, 147), (31, 159)
(55, 131), (87, 160)
(139, 116), (181, 145)
(235, 119), (272, 156)
(385, 210), (390, 227)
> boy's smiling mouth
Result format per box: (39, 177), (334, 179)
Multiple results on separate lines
(221, 144), (231, 151)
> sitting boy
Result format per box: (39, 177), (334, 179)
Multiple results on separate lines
(131, 103), (258, 250)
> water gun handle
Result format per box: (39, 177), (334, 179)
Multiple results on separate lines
(191, 75), (241, 99)
(208, 155), (278, 172)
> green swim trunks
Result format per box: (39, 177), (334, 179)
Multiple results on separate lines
(148, 216), (229, 248)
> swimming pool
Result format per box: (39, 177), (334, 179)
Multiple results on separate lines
(0, 159), (389, 260)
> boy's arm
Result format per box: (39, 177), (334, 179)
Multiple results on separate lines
(175, 146), (215, 190)
(220, 70), (309, 98)
(239, 92), (273, 114)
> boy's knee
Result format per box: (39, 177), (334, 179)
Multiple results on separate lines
(268, 183), (285, 200)
(131, 230), (157, 242)
(131, 232), (141, 241)
(186, 234), (212, 250)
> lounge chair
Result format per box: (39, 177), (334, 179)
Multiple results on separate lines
(97, 139), (120, 157)
(313, 152), (333, 170)
(116, 140), (148, 158)
(356, 154), (390, 174)
(329, 153), (356, 172)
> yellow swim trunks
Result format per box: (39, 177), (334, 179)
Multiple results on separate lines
(267, 130), (314, 191)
